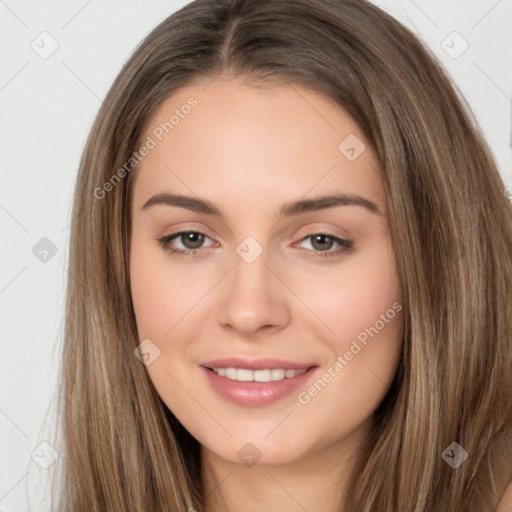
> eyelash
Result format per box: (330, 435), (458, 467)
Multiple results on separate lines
(157, 230), (355, 259)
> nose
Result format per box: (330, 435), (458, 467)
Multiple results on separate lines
(216, 246), (291, 337)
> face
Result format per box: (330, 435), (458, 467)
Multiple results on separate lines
(129, 75), (403, 469)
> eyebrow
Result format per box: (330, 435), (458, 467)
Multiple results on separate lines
(141, 192), (381, 217)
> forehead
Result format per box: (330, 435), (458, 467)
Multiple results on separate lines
(131, 76), (385, 215)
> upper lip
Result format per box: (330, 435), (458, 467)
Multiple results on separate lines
(200, 358), (317, 371)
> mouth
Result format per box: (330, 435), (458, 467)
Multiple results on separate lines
(200, 362), (320, 407)
(203, 366), (315, 382)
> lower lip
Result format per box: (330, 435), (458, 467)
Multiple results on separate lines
(200, 366), (318, 407)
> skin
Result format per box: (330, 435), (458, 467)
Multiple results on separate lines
(129, 75), (404, 512)
(497, 483), (512, 512)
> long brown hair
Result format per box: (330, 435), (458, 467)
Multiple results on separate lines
(55, 0), (512, 510)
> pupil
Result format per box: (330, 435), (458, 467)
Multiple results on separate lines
(184, 232), (203, 249)
(313, 234), (332, 251)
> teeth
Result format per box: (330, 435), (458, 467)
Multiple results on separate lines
(212, 367), (307, 382)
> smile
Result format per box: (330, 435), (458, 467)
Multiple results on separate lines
(209, 367), (307, 382)
(201, 365), (319, 407)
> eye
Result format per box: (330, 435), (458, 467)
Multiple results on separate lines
(157, 230), (215, 258)
(157, 230), (355, 259)
(294, 233), (355, 258)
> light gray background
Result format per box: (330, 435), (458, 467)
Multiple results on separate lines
(1, 1), (511, 510)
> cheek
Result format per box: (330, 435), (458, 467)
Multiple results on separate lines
(129, 242), (201, 405)
(296, 244), (404, 418)
(130, 264), (169, 340)
(292, 239), (402, 350)
(292, 238), (404, 415)
(130, 241), (207, 340)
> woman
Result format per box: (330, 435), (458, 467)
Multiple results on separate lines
(56, 0), (512, 510)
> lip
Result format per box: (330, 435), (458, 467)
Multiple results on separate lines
(199, 357), (316, 371)
(200, 360), (319, 407)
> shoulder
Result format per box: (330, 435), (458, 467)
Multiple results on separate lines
(495, 480), (512, 512)
(491, 424), (512, 512)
